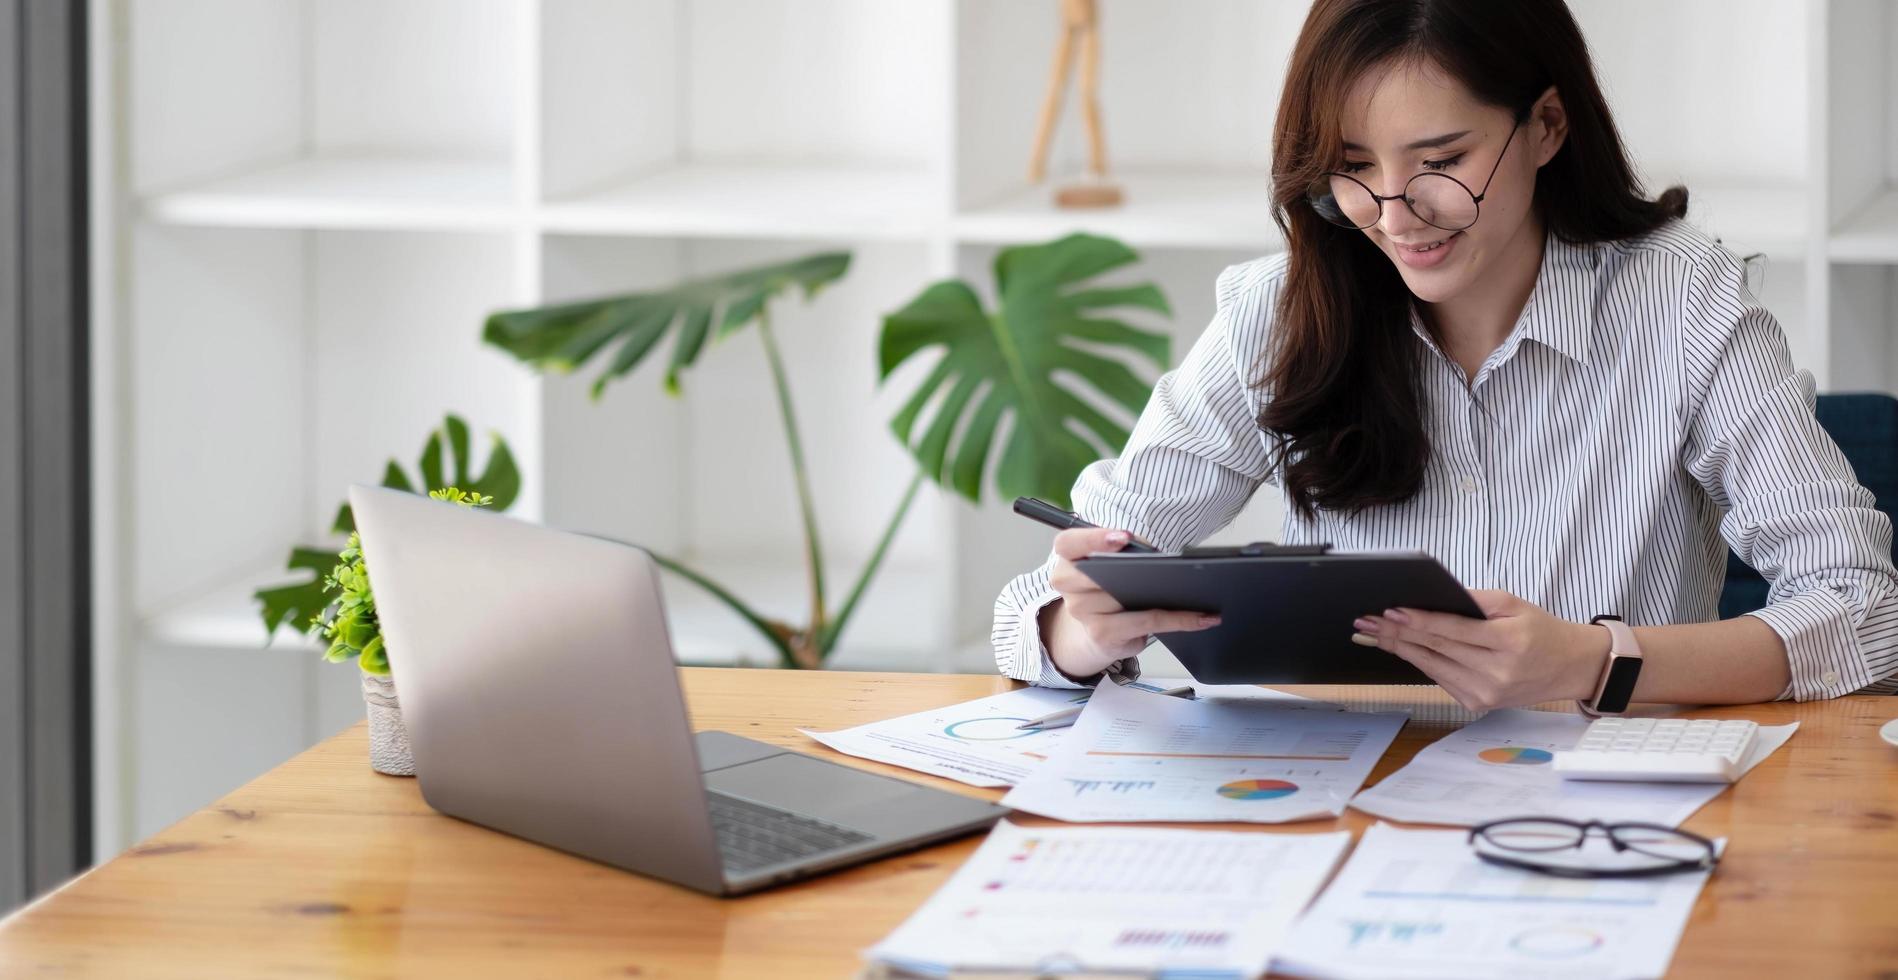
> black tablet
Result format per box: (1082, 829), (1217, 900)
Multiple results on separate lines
(1074, 546), (1483, 685)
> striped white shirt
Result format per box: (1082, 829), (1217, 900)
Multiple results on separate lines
(994, 221), (1898, 700)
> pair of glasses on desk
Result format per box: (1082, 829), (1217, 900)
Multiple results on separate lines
(1469, 818), (1720, 879)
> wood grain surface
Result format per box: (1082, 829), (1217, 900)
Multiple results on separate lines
(2, 668), (1895, 978)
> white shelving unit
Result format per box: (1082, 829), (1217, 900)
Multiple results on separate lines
(90, 0), (1886, 855)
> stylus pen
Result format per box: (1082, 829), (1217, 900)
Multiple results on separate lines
(1016, 685), (1195, 730)
(1012, 497), (1160, 553)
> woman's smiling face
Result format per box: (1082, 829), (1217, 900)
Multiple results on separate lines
(1337, 58), (1551, 305)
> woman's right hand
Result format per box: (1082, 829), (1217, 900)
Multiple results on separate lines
(1040, 527), (1222, 681)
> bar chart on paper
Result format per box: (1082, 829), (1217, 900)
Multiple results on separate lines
(1001, 681), (1407, 823)
(867, 823), (1353, 978)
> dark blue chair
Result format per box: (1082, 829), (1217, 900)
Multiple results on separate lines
(1718, 393), (1898, 618)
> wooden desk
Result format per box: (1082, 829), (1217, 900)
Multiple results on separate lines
(3, 669), (1896, 978)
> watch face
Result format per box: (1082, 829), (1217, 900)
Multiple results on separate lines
(1597, 656), (1643, 712)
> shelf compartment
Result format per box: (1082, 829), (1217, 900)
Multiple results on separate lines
(952, 0), (1298, 216)
(129, 0), (520, 213)
(130, 226), (530, 623)
(535, 233), (958, 663)
(538, 0), (950, 206)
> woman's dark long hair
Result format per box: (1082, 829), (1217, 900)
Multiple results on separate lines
(1261, 0), (1686, 519)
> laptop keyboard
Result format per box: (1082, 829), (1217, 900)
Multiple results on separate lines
(708, 792), (874, 875)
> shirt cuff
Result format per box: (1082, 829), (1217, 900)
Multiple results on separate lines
(1003, 587), (1143, 689)
(1745, 589), (1874, 700)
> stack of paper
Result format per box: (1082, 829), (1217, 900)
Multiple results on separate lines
(1349, 708), (1796, 827)
(1277, 823), (1720, 979)
(802, 678), (1320, 788)
(867, 821), (1351, 979)
(1000, 681), (1407, 823)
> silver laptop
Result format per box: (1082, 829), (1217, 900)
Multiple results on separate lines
(349, 485), (1007, 896)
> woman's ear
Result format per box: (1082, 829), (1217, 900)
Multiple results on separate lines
(1531, 85), (1568, 167)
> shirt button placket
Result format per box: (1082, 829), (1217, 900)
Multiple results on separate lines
(1465, 397), (1491, 574)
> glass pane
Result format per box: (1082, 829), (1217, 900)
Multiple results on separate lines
(1477, 819), (1583, 853)
(1310, 175), (1378, 229)
(1612, 826), (1712, 864)
(1405, 173), (1478, 230)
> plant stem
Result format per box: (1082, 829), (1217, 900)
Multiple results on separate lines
(756, 310), (828, 640)
(644, 549), (799, 670)
(817, 471), (925, 656)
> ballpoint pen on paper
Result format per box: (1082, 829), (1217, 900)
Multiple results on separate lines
(1015, 685), (1195, 730)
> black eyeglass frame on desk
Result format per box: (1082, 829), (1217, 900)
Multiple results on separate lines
(1467, 817), (1721, 880)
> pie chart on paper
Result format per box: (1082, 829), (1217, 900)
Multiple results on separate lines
(1478, 746), (1554, 765)
(1216, 779), (1299, 800)
(942, 718), (1037, 741)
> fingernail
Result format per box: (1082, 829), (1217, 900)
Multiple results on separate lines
(1350, 632), (1380, 647)
(1384, 608), (1410, 625)
(1353, 617), (1379, 634)
(1198, 615), (1221, 628)
(1106, 530), (1128, 545)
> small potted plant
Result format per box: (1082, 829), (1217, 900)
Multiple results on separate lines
(255, 414), (521, 774)
(308, 487), (492, 775)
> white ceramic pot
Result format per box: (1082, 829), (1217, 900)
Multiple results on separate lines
(360, 670), (416, 776)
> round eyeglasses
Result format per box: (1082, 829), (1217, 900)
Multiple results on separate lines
(1306, 120), (1522, 232)
(1468, 817), (1719, 880)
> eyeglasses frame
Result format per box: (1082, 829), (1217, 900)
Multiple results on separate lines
(1467, 816), (1720, 880)
(1310, 115), (1526, 233)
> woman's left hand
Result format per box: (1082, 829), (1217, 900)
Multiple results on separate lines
(1352, 590), (1609, 711)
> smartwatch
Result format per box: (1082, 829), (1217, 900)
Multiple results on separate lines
(1581, 615), (1644, 716)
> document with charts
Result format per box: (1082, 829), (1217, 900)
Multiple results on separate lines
(801, 678), (1319, 788)
(1348, 708), (1797, 828)
(1276, 823), (1718, 980)
(867, 821), (1351, 979)
(1000, 679), (1407, 822)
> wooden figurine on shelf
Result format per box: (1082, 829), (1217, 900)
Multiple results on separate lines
(1028, 0), (1124, 209)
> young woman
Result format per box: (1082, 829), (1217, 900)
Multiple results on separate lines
(994, 0), (1898, 709)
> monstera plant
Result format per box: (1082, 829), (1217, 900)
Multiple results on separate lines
(482, 233), (1169, 669)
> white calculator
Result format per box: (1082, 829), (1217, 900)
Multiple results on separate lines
(1552, 717), (1759, 784)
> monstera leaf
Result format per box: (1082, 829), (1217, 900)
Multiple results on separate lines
(879, 233), (1171, 508)
(253, 414), (520, 641)
(254, 547), (342, 636)
(483, 252), (852, 397)
(329, 415), (520, 534)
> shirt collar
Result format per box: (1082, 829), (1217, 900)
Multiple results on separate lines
(1406, 229), (1599, 369)
(1513, 231), (1599, 364)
